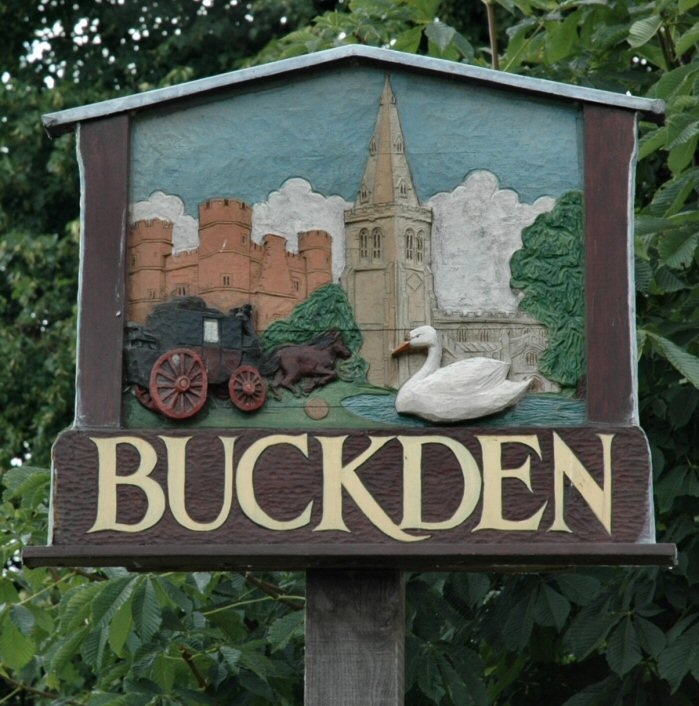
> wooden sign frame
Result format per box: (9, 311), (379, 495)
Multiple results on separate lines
(24, 47), (675, 571)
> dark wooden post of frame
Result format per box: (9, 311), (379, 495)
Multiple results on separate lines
(306, 571), (405, 706)
(584, 105), (638, 424)
(75, 115), (129, 428)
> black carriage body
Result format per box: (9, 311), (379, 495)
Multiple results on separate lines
(124, 297), (263, 389)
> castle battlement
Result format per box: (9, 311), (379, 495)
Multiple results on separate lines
(129, 218), (174, 243)
(199, 198), (251, 229)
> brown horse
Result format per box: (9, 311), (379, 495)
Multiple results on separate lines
(264, 329), (351, 397)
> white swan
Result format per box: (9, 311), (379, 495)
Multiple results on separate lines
(392, 325), (530, 422)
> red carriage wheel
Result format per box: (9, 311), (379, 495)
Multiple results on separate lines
(134, 384), (158, 412)
(229, 365), (267, 412)
(150, 348), (208, 419)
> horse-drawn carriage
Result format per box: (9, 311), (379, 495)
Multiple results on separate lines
(124, 297), (267, 419)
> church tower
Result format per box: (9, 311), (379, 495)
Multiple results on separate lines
(343, 77), (434, 388)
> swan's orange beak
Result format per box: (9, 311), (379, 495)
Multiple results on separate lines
(392, 340), (412, 357)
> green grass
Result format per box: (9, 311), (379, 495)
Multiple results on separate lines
(123, 380), (394, 430)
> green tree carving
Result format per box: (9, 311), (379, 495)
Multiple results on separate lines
(510, 191), (584, 389)
(260, 283), (368, 383)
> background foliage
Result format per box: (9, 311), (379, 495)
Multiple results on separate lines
(1, 0), (698, 703)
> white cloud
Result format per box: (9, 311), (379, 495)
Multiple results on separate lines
(427, 171), (555, 315)
(130, 190), (199, 253)
(251, 178), (352, 281)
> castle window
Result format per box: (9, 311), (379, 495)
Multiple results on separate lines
(405, 228), (415, 260)
(359, 228), (369, 259)
(416, 231), (424, 263)
(372, 227), (383, 260)
(222, 275), (231, 287)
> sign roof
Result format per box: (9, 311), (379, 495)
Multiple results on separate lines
(42, 45), (664, 137)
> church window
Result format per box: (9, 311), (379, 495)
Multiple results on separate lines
(399, 180), (408, 197)
(222, 275), (231, 287)
(479, 329), (489, 342)
(359, 228), (369, 259)
(369, 138), (377, 155)
(130, 254), (137, 267)
(241, 235), (247, 245)
(174, 285), (187, 297)
(147, 288), (156, 300)
(360, 183), (369, 203)
(292, 279), (300, 291)
(416, 231), (424, 263)
(394, 137), (403, 153)
(526, 352), (538, 366)
(372, 228), (383, 260)
(405, 228), (415, 260)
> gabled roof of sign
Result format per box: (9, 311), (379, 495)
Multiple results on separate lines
(42, 45), (664, 137)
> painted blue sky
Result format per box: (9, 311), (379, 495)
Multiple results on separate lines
(130, 66), (583, 216)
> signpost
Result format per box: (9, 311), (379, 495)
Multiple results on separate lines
(24, 46), (675, 704)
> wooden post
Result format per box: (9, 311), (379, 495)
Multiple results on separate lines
(305, 570), (405, 706)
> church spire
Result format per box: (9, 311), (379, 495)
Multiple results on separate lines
(357, 77), (420, 207)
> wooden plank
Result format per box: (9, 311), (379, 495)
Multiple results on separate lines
(584, 106), (637, 424)
(75, 115), (129, 427)
(22, 542), (677, 571)
(305, 570), (404, 706)
(45, 426), (654, 547)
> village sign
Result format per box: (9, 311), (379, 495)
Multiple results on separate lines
(24, 46), (675, 570)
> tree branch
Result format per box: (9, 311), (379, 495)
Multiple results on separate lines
(179, 646), (208, 690)
(483, 0), (500, 70)
(239, 572), (305, 610)
(0, 674), (84, 706)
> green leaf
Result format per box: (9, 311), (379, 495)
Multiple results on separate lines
(676, 21), (699, 55)
(49, 626), (89, 675)
(669, 134), (699, 174)
(646, 332), (699, 388)
(109, 597), (134, 658)
(393, 26), (424, 53)
(564, 598), (617, 658)
(657, 230), (699, 269)
(267, 609), (304, 652)
(132, 577), (162, 643)
(679, 0), (699, 10)
(220, 645), (242, 671)
(535, 584), (571, 631)
(634, 616), (667, 658)
(638, 126), (667, 160)
(92, 576), (139, 626)
(545, 13), (578, 63)
(606, 616), (642, 676)
(628, 15), (663, 48)
(425, 21), (455, 51)
(657, 621), (699, 692)
(0, 613), (35, 670)
(654, 266), (689, 292)
(649, 63), (699, 101)
(555, 573), (602, 606)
